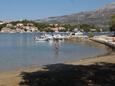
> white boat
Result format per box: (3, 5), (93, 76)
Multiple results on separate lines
(75, 31), (83, 37)
(44, 34), (54, 40)
(35, 36), (49, 41)
(53, 34), (62, 39)
(35, 33), (70, 41)
(45, 34), (63, 40)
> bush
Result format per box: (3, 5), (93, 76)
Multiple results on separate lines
(88, 32), (94, 38)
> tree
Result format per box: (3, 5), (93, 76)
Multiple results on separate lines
(45, 28), (54, 32)
(0, 23), (7, 31)
(79, 24), (100, 32)
(110, 14), (115, 36)
(62, 24), (76, 31)
(35, 23), (49, 31)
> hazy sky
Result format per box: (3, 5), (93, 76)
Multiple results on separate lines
(0, 0), (114, 20)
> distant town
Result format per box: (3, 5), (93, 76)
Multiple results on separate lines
(0, 20), (104, 33)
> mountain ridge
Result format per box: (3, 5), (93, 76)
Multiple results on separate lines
(37, 2), (115, 29)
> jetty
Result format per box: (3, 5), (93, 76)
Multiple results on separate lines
(92, 35), (115, 49)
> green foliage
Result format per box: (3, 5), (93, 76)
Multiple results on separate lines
(10, 19), (36, 26)
(0, 23), (7, 31)
(62, 24), (76, 31)
(58, 29), (67, 32)
(109, 14), (115, 31)
(0, 19), (102, 32)
(60, 24), (100, 32)
(10, 20), (50, 31)
(88, 32), (94, 38)
(35, 23), (49, 31)
(80, 24), (90, 32)
(45, 28), (54, 32)
(109, 14), (115, 36)
(80, 24), (101, 32)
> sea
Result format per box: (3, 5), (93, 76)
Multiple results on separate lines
(0, 32), (111, 71)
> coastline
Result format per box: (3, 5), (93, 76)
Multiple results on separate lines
(65, 51), (115, 65)
(0, 39), (115, 86)
(65, 38), (115, 65)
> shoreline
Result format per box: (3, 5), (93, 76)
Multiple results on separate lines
(0, 39), (115, 85)
(65, 51), (115, 65)
(65, 38), (115, 65)
(0, 52), (115, 86)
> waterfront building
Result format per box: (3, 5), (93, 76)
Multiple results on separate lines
(16, 23), (24, 27)
(1, 27), (14, 33)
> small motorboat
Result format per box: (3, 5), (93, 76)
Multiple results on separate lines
(44, 34), (54, 40)
(75, 31), (83, 36)
(34, 36), (49, 41)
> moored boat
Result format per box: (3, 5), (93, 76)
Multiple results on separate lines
(35, 36), (49, 41)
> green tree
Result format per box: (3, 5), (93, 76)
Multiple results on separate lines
(35, 23), (49, 31)
(88, 32), (94, 38)
(80, 24), (90, 32)
(109, 14), (115, 36)
(79, 24), (101, 32)
(62, 24), (76, 31)
(0, 23), (7, 31)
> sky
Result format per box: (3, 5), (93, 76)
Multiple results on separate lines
(0, 0), (114, 20)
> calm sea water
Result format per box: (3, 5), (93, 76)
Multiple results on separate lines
(0, 33), (108, 70)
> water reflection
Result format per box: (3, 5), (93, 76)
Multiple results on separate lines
(53, 40), (60, 58)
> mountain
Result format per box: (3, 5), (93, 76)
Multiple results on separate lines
(37, 2), (115, 29)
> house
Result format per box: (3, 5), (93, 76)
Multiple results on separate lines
(51, 27), (59, 32)
(6, 23), (13, 27)
(16, 28), (25, 33)
(24, 26), (38, 32)
(16, 23), (24, 27)
(30, 27), (38, 32)
(27, 23), (34, 26)
(1, 27), (13, 33)
(50, 26), (65, 32)
(58, 27), (65, 30)
(0, 21), (4, 25)
(90, 29), (96, 32)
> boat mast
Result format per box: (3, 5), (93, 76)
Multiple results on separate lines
(77, 15), (80, 31)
